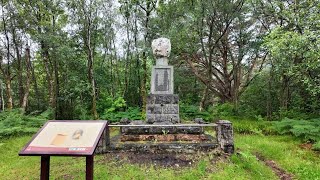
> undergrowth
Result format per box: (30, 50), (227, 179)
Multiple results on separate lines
(273, 118), (320, 150)
(0, 109), (49, 138)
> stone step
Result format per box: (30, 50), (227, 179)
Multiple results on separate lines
(107, 135), (218, 153)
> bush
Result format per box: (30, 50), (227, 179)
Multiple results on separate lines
(0, 109), (48, 138)
(180, 104), (213, 121)
(212, 103), (237, 117)
(231, 119), (275, 135)
(101, 107), (142, 122)
(273, 118), (320, 149)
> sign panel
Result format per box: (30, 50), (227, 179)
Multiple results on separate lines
(19, 120), (107, 156)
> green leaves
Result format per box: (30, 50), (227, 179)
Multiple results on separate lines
(273, 118), (320, 145)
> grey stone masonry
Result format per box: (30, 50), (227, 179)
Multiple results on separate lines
(216, 120), (234, 154)
(146, 94), (180, 124)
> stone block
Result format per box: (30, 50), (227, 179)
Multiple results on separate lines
(146, 114), (155, 124)
(154, 114), (180, 123)
(146, 95), (155, 104)
(153, 94), (179, 104)
(176, 126), (204, 134)
(162, 104), (179, 114)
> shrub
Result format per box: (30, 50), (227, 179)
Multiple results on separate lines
(101, 107), (142, 122)
(180, 104), (213, 121)
(212, 103), (236, 117)
(273, 118), (320, 149)
(0, 109), (48, 138)
(231, 119), (275, 135)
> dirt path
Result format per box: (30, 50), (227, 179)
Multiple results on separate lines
(255, 153), (293, 180)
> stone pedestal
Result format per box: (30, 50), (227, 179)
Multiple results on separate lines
(146, 94), (180, 124)
(217, 120), (234, 154)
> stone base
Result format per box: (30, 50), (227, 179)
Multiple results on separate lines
(146, 94), (180, 124)
(107, 135), (218, 153)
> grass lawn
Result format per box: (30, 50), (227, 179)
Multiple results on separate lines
(1, 131), (319, 180)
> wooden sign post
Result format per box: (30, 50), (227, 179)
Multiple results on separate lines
(19, 120), (108, 180)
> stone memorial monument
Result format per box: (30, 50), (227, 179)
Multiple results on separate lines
(113, 38), (234, 154)
(147, 38), (180, 124)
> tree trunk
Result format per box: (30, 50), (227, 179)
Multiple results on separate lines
(86, 17), (98, 119)
(0, 80), (4, 111)
(199, 86), (208, 112)
(280, 75), (290, 111)
(5, 77), (13, 110)
(11, 28), (24, 107)
(21, 46), (32, 112)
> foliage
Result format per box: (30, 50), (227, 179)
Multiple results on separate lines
(273, 118), (320, 149)
(0, 109), (48, 138)
(212, 103), (238, 118)
(99, 96), (143, 122)
(101, 107), (142, 122)
(231, 119), (275, 135)
(179, 104), (213, 121)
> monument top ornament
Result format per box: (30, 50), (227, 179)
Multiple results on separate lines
(151, 38), (171, 66)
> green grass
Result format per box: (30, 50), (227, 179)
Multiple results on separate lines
(0, 129), (319, 179)
(236, 134), (320, 180)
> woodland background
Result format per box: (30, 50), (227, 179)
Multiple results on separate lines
(0, 0), (319, 122)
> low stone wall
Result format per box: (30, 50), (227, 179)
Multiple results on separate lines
(96, 120), (234, 154)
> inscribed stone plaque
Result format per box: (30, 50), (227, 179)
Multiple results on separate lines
(19, 120), (107, 156)
(151, 66), (173, 94)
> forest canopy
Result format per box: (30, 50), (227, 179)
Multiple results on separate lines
(0, 0), (319, 120)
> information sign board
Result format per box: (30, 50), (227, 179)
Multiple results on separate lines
(19, 120), (107, 156)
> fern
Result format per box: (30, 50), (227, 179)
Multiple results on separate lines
(0, 109), (47, 138)
(273, 118), (320, 149)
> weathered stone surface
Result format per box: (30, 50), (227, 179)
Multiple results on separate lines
(154, 94), (178, 104)
(146, 94), (179, 124)
(152, 38), (171, 58)
(154, 114), (179, 123)
(163, 104), (179, 114)
(151, 66), (173, 94)
(150, 121), (175, 134)
(108, 135), (219, 153)
(120, 134), (211, 142)
(147, 94), (179, 104)
(121, 120), (150, 135)
(176, 126), (204, 134)
(216, 120), (234, 154)
(120, 118), (132, 125)
(194, 118), (206, 124)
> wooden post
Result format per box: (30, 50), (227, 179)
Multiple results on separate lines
(106, 125), (110, 146)
(40, 155), (50, 180)
(86, 156), (94, 180)
(216, 120), (234, 154)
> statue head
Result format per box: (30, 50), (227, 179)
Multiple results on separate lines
(151, 38), (171, 58)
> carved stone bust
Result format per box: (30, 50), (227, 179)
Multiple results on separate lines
(151, 38), (171, 66)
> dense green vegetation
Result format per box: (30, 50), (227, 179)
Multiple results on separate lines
(0, 0), (319, 121)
